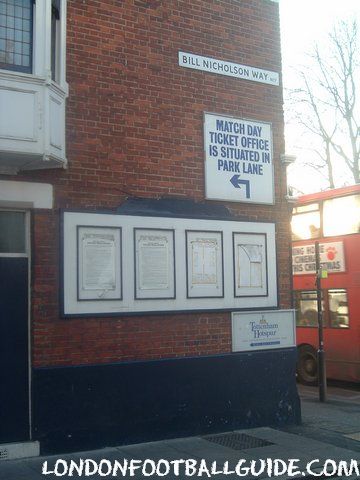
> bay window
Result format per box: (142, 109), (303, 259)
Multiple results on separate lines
(0, 0), (68, 173)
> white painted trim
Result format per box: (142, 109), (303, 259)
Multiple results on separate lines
(0, 181), (53, 209)
(26, 211), (32, 440)
(59, 0), (68, 88)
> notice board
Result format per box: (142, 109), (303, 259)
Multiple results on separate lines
(61, 211), (278, 316)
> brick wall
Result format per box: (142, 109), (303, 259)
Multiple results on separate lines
(4, 0), (291, 367)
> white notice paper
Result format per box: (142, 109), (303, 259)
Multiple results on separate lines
(186, 231), (223, 298)
(138, 234), (169, 290)
(82, 233), (116, 291)
(233, 233), (268, 297)
(237, 244), (263, 288)
(191, 238), (218, 286)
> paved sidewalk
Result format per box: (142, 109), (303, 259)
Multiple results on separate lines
(282, 384), (360, 452)
(1, 384), (360, 479)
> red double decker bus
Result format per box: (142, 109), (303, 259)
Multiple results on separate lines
(291, 184), (360, 384)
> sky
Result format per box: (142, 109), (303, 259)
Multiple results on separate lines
(279, 0), (360, 194)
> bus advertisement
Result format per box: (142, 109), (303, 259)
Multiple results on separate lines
(291, 185), (360, 384)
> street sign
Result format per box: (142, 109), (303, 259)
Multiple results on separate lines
(204, 113), (274, 204)
(179, 52), (280, 86)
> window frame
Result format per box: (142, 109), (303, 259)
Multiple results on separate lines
(327, 288), (350, 329)
(0, 208), (29, 257)
(294, 288), (350, 329)
(292, 192), (360, 240)
(291, 203), (321, 241)
(0, 0), (67, 92)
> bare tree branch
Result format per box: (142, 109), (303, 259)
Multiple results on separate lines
(285, 19), (360, 187)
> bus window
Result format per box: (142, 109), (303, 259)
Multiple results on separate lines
(328, 289), (349, 328)
(323, 194), (360, 236)
(291, 204), (320, 241)
(294, 291), (318, 327)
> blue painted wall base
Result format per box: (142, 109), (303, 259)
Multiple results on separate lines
(33, 349), (301, 454)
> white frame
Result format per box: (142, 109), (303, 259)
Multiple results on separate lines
(186, 230), (223, 298)
(77, 226), (122, 301)
(62, 211), (278, 316)
(33, 0), (67, 88)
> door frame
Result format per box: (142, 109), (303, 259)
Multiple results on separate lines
(0, 208), (31, 440)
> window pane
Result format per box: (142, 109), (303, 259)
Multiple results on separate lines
(6, 28), (14, 39)
(0, 0), (32, 73)
(294, 291), (318, 327)
(328, 289), (349, 328)
(22, 17), (30, 31)
(292, 203), (319, 214)
(7, 4), (15, 16)
(6, 16), (15, 28)
(14, 17), (21, 29)
(291, 211), (320, 240)
(22, 30), (29, 42)
(23, 6), (30, 20)
(323, 195), (360, 236)
(0, 211), (26, 253)
(51, 1), (60, 82)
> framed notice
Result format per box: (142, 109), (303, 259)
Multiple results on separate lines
(233, 232), (268, 297)
(77, 226), (122, 301)
(134, 228), (175, 299)
(186, 230), (224, 298)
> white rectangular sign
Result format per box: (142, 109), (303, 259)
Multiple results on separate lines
(292, 241), (346, 275)
(204, 113), (274, 204)
(179, 52), (279, 86)
(232, 310), (296, 352)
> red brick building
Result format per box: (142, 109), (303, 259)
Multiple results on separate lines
(0, 0), (299, 455)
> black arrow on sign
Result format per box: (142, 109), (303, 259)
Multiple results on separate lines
(230, 175), (251, 198)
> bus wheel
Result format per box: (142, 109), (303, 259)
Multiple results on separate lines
(297, 345), (318, 386)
